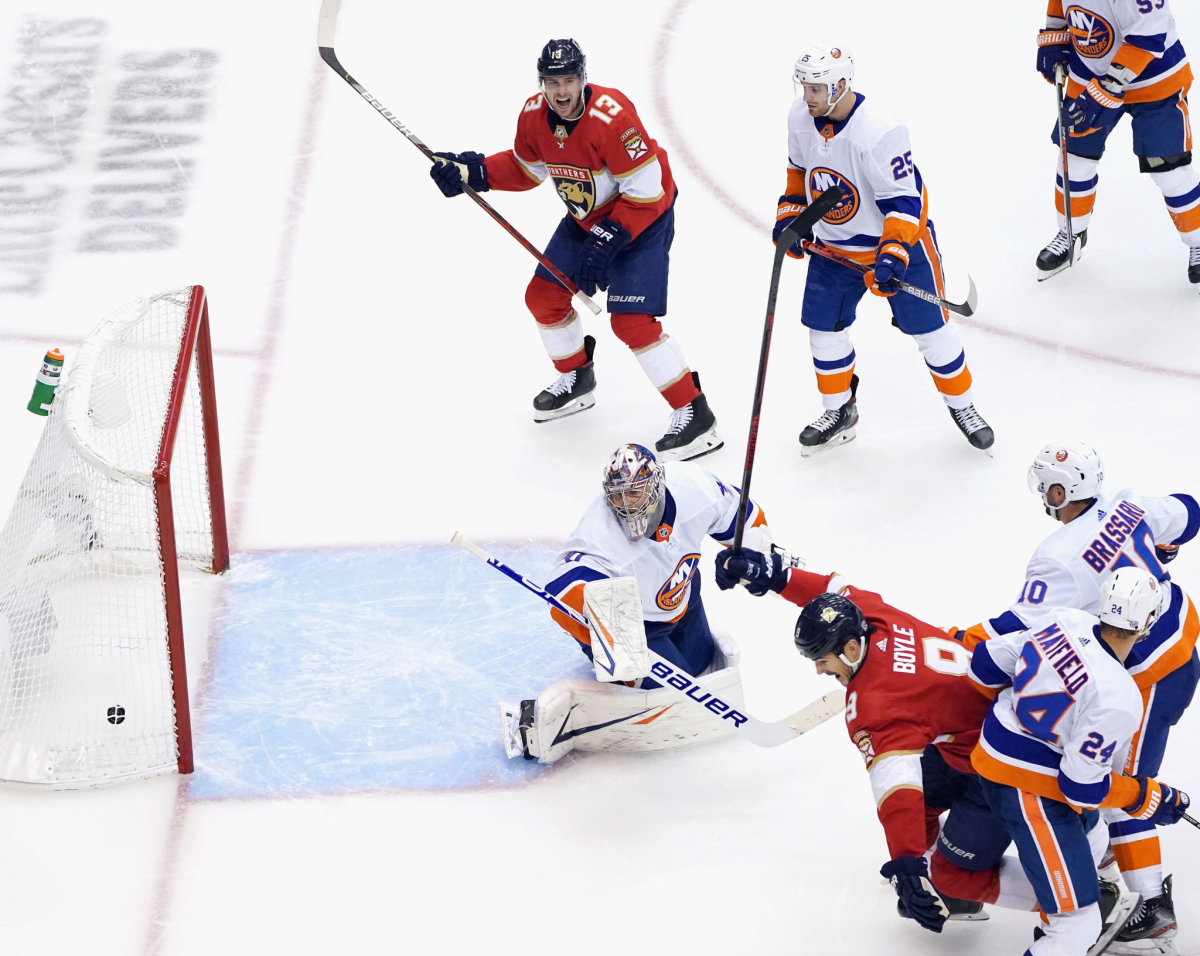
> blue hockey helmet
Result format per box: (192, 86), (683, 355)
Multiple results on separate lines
(537, 39), (586, 84)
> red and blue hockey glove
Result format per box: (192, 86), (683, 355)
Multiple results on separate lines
(880, 856), (949, 934)
(429, 151), (490, 197)
(574, 218), (632, 295)
(1124, 777), (1191, 826)
(714, 547), (789, 596)
(773, 195), (811, 258)
(865, 240), (909, 297)
(1036, 29), (1071, 84)
(1068, 70), (1131, 134)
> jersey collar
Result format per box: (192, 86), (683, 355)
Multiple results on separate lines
(652, 488), (677, 543)
(546, 85), (593, 137)
(813, 91), (866, 140)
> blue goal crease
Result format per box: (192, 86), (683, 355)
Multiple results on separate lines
(187, 545), (591, 800)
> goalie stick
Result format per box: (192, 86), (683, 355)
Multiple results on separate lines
(801, 240), (978, 317)
(731, 185), (843, 554)
(316, 0), (602, 316)
(450, 532), (846, 747)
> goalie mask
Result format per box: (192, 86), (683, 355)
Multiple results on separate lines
(602, 443), (665, 542)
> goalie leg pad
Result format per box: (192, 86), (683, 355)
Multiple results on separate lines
(523, 628), (744, 764)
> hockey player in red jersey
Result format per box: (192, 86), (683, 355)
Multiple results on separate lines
(427, 39), (721, 461)
(714, 547), (1004, 935)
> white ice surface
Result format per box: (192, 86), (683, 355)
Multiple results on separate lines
(0, 0), (1199, 954)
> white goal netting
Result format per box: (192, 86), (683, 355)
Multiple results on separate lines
(0, 287), (221, 786)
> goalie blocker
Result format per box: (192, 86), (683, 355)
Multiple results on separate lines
(501, 577), (745, 763)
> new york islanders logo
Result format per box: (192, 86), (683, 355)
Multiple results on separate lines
(1066, 6), (1115, 58)
(656, 553), (701, 611)
(809, 167), (860, 225)
(547, 164), (595, 219)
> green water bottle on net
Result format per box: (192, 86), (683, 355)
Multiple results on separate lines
(27, 348), (64, 416)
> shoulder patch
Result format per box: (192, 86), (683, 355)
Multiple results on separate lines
(619, 126), (638, 141)
(852, 729), (876, 768)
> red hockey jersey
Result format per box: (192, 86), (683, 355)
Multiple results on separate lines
(780, 570), (992, 860)
(484, 84), (676, 240)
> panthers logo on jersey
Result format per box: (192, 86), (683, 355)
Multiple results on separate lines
(547, 163), (595, 220)
(809, 167), (860, 225)
(657, 553), (701, 611)
(1066, 6), (1115, 58)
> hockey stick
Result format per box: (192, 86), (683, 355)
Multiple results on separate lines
(1183, 811), (1200, 829)
(731, 185), (844, 554)
(316, 0), (602, 316)
(450, 532), (846, 747)
(1054, 64), (1076, 269)
(801, 241), (978, 318)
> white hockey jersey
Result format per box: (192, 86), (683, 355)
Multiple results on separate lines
(785, 92), (928, 263)
(1048, 0), (1191, 104)
(545, 462), (766, 646)
(970, 607), (1143, 809)
(986, 488), (1198, 637)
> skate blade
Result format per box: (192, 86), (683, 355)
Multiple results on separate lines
(499, 702), (525, 759)
(948, 910), (990, 922)
(800, 426), (857, 458)
(1104, 940), (1179, 956)
(532, 392), (596, 423)
(1088, 892), (1143, 956)
(657, 425), (723, 463)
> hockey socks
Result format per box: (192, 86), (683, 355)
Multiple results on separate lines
(912, 323), (974, 409)
(1056, 153), (1100, 232)
(809, 329), (856, 410)
(1150, 162), (1200, 245)
(1109, 819), (1164, 899)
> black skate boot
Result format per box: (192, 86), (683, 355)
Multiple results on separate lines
(1036, 228), (1087, 280)
(533, 335), (596, 422)
(799, 374), (858, 457)
(1034, 880), (1127, 946)
(949, 403), (995, 451)
(1111, 875), (1178, 954)
(655, 372), (723, 462)
(1189, 246), (1200, 286)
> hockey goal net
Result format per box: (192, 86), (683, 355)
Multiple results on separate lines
(0, 286), (228, 787)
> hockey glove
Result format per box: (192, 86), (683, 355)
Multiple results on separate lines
(714, 547), (789, 596)
(866, 241), (909, 297)
(1036, 29), (1071, 84)
(574, 217), (632, 295)
(773, 195), (811, 258)
(880, 856), (949, 934)
(1156, 543), (1180, 565)
(1123, 777), (1191, 826)
(429, 151), (490, 197)
(1068, 68), (1132, 135)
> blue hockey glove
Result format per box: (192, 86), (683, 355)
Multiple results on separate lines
(773, 195), (811, 258)
(1068, 76), (1125, 135)
(1036, 29), (1071, 84)
(880, 856), (949, 934)
(1156, 544), (1180, 565)
(429, 151), (489, 197)
(574, 217), (631, 295)
(867, 240), (908, 297)
(1124, 777), (1191, 826)
(714, 547), (789, 596)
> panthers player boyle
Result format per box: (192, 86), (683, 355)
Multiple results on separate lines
(428, 39), (721, 461)
(775, 44), (994, 454)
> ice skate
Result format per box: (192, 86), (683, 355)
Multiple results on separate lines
(799, 374), (858, 457)
(948, 403), (994, 452)
(1108, 876), (1179, 956)
(1036, 228), (1087, 280)
(1188, 246), (1200, 287)
(533, 335), (596, 422)
(655, 373), (722, 462)
(499, 699), (537, 760)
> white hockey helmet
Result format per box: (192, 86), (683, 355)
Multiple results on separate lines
(793, 43), (855, 114)
(1099, 567), (1163, 636)
(1027, 443), (1104, 511)
(602, 443), (665, 542)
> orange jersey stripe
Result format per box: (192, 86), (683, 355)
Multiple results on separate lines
(1021, 791), (1077, 913)
(786, 166), (805, 196)
(972, 742), (1066, 803)
(550, 582), (590, 644)
(1113, 42), (1156, 76)
(1131, 595), (1200, 690)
